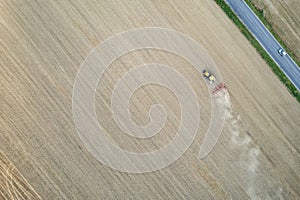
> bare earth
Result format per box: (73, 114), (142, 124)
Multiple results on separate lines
(1, 0), (300, 199)
(251, 0), (300, 60)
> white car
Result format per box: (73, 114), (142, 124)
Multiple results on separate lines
(278, 48), (287, 56)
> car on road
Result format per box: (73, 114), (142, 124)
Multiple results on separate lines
(278, 48), (287, 56)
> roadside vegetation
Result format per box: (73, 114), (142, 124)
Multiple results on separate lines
(214, 0), (300, 102)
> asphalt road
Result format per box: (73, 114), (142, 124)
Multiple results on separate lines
(226, 0), (300, 91)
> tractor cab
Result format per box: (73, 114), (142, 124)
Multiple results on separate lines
(203, 70), (215, 84)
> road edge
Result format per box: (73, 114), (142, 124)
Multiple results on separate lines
(244, 0), (300, 68)
(214, 0), (300, 103)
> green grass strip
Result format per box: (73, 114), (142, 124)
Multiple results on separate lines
(214, 0), (300, 102)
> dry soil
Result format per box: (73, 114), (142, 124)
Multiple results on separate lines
(1, 0), (300, 199)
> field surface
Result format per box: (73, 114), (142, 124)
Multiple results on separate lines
(1, 0), (300, 199)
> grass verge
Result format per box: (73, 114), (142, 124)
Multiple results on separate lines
(214, 0), (300, 102)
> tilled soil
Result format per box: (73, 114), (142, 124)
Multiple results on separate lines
(0, 0), (299, 199)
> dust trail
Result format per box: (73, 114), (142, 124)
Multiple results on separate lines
(217, 92), (287, 200)
(216, 91), (260, 200)
(274, 187), (284, 200)
(244, 147), (260, 200)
